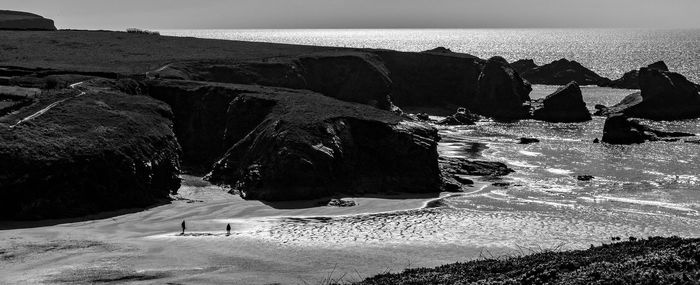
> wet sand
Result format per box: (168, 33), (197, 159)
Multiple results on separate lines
(0, 175), (495, 284)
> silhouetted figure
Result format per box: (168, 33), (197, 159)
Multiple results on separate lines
(226, 223), (231, 235)
(181, 220), (186, 235)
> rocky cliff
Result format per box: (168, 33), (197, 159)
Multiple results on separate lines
(0, 10), (56, 31)
(147, 52), (396, 111)
(0, 81), (180, 220)
(146, 80), (443, 200)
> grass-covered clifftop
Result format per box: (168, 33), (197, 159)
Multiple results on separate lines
(356, 236), (700, 284)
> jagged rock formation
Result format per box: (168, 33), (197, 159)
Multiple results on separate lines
(471, 56), (531, 120)
(0, 81), (180, 220)
(602, 114), (694, 144)
(532, 81), (592, 122)
(518, 58), (610, 86)
(146, 80), (443, 200)
(603, 67), (700, 120)
(608, 61), (669, 89)
(436, 107), (480, 125)
(0, 10), (56, 31)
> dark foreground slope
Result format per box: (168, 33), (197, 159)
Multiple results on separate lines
(357, 236), (700, 285)
(0, 81), (180, 220)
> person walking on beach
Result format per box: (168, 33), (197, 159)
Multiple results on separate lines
(226, 223), (231, 236)
(181, 220), (186, 235)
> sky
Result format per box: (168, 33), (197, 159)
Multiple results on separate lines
(3, 0), (700, 30)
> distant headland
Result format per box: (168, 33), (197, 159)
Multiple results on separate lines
(0, 10), (56, 31)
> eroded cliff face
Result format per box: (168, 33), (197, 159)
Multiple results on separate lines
(372, 50), (484, 109)
(0, 82), (180, 220)
(149, 50), (534, 120)
(147, 52), (396, 111)
(145, 80), (443, 200)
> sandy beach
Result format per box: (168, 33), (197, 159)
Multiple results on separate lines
(0, 175), (500, 284)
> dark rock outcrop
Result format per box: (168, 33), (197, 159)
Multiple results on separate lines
(518, 137), (540, 144)
(147, 52), (396, 110)
(471, 56), (531, 120)
(602, 114), (694, 144)
(146, 80), (443, 200)
(436, 107), (480, 125)
(608, 61), (669, 89)
(0, 82), (181, 220)
(604, 68), (700, 120)
(519, 58), (610, 86)
(531, 81), (592, 122)
(372, 50), (483, 110)
(0, 10), (56, 31)
(510, 59), (537, 74)
(441, 157), (514, 177)
(422, 47), (453, 54)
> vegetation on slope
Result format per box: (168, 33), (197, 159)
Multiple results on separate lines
(356, 236), (700, 285)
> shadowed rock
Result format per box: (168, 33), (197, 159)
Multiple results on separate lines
(520, 58), (610, 86)
(532, 81), (592, 122)
(604, 67), (700, 120)
(0, 81), (181, 220)
(0, 10), (56, 31)
(602, 114), (694, 144)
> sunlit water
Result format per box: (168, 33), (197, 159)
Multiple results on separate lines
(160, 29), (700, 82)
(154, 29), (700, 249)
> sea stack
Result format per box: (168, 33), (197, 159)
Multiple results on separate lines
(605, 67), (700, 120)
(608, 61), (669, 89)
(532, 81), (592, 122)
(471, 56), (531, 120)
(0, 10), (56, 31)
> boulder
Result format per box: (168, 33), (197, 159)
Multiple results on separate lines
(602, 114), (694, 144)
(146, 80), (443, 201)
(604, 68), (700, 120)
(510, 59), (538, 74)
(520, 58), (610, 86)
(436, 107), (480, 125)
(532, 81), (592, 122)
(0, 81), (181, 220)
(0, 10), (56, 31)
(471, 56), (531, 120)
(608, 61), (669, 89)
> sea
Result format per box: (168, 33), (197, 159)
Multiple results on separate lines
(159, 29), (700, 249)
